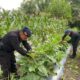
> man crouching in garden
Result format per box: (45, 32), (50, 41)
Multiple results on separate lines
(60, 30), (80, 59)
(0, 27), (32, 80)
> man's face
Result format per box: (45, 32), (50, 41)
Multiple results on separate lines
(20, 32), (28, 40)
(68, 32), (71, 35)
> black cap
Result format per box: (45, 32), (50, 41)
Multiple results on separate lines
(64, 30), (71, 34)
(22, 26), (32, 37)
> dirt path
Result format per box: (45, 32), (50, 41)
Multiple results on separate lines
(63, 53), (80, 80)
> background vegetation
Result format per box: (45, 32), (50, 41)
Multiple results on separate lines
(0, 0), (80, 80)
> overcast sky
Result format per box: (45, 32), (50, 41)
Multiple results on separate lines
(0, 0), (23, 10)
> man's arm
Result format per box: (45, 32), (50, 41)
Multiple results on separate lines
(0, 37), (2, 41)
(62, 33), (67, 41)
(59, 33), (67, 44)
(10, 36), (28, 56)
(22, 41), (32, 52)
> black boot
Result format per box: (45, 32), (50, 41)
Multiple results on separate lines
(69, 54), (76, 59)
(14, 72), (20, 79)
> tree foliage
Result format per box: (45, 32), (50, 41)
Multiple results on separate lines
(47, 0), (72, 19)
(68, 0), (80, 20)
(20, 0), (50, 15)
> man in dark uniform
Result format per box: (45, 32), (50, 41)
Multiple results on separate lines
(0, 27), (32, 80)
(60, 30), (80, 58)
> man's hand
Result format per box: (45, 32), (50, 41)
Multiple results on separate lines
(59, 40), (66, 44)
(25, 54), (33, 59)
(59, 40), (64, 44)
(28, 50), (35, 53)
(25, 50), (36, 59)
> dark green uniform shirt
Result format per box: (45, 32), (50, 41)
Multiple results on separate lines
(0, 30), (31, 56)
(62, 31), (80, 45)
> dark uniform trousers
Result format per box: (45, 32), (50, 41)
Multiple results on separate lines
(0, 50), (17, 80)
(72, 37), (80, 57)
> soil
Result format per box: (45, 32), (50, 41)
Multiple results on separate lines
(63, 53), (80, 80)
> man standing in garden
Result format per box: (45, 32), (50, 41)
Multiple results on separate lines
(60, 30), (80, 58)
(0, 27), (32, 80)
